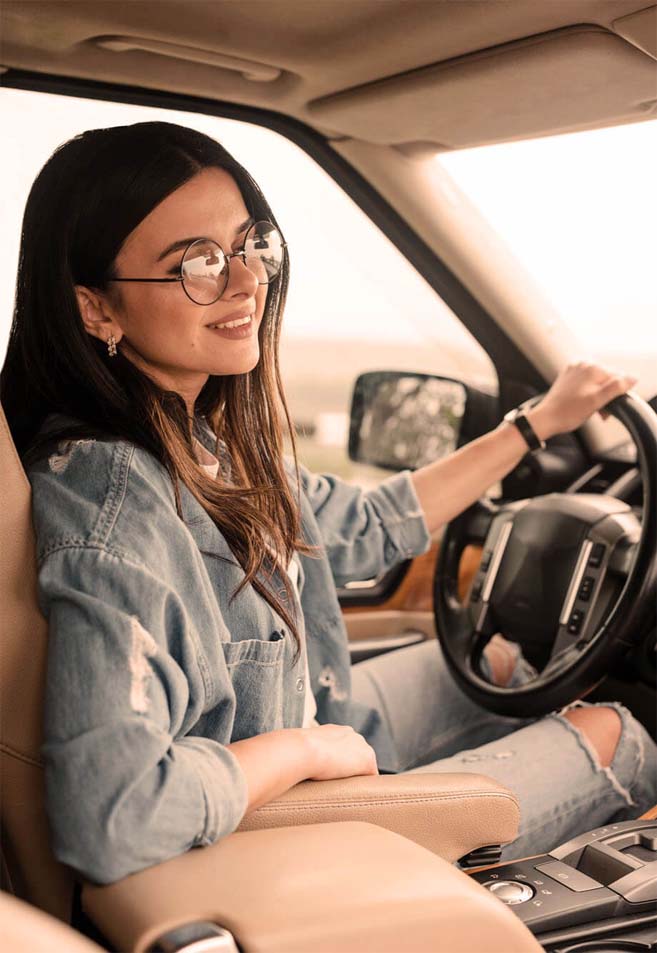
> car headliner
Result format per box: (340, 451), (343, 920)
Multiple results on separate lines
(2, 0), (655, 457)
(1, 0), (656, 150)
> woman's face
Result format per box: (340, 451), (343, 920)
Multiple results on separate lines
(81, 167), (269, 414)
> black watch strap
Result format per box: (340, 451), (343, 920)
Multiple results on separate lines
(503, 404), (547, 452)
(513, 412), (544, 451)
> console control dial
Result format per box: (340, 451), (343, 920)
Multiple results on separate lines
(483, 880), (535, 904)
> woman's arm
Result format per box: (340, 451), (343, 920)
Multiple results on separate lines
(227, 730), (311, 813)
(410, 362), (638, 535)
(228, 723), (379, 814)
(289, 461), (432, 586)
(37, 545), (253, 885)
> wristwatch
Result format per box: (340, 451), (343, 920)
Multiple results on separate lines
(503, 400), (547, 452)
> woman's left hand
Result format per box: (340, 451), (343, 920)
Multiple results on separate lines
(527, 361), (638, 441)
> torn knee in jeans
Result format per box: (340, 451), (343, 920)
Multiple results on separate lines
(563, 705), (622, 767)
(552, 700), (640, 808)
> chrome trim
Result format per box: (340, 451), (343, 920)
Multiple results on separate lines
(343, 576), (379, 589)
(480, 521), (513, 603)
(181, 939), (239, 953)
(559, 539), (593, 626)
(606, 466), (640, 499)
(348, 633), (426, 654)
(146, 924), (239, 953)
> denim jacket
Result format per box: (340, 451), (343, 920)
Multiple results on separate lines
(26, 411), (432, 884)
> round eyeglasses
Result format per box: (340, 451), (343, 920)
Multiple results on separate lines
(106, 219), (287, 306)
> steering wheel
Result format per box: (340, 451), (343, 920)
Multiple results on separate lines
(433, 391), (657, 718)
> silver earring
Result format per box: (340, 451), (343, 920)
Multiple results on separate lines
(107, 333), (117, 358)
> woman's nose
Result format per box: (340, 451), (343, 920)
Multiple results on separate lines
(225, 252), (260, 296)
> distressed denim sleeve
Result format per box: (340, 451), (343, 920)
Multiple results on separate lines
(37, 545), (248, 885)
(290, 459), (432, 587)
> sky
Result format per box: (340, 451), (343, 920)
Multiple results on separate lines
(438, 119), (657, 357)
(2, 87), (656, 380)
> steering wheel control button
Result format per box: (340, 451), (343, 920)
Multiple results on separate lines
(588, 542), (606, 567)
(559, 539), (593, 628)
(577, 576), (594, 601)
(470, 580), (482, 601)
(480, 551), (492, 571)
(567, 609), (585, 634)
(535, 861), (600, 892)
(484, 880), (535, 904)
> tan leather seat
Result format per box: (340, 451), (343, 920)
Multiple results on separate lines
(0, 403), (76, 922)
(0, 401), (522, 947)
(0, 890), (105, 953)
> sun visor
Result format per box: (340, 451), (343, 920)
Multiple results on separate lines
(612, 5), (657, 59)
(308, 26), (657, 149)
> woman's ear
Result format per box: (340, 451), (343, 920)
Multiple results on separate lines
(74, 285), (122, 346)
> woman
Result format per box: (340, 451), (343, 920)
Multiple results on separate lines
(2, 121), (655, 886)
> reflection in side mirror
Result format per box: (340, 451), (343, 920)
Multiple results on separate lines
(348, 371), (467, 471)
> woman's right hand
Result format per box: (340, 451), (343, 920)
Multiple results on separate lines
(302, 723), (379, 780)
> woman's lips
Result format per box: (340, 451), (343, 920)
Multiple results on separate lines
(206, 315), (254, 339)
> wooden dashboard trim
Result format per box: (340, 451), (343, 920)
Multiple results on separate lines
(342, 542), (483, 614)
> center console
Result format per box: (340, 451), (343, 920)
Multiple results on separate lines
(469, 819), (657, 951)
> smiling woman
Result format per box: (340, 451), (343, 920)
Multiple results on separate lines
(77, 170), (283, 395)
(0, 119), (402, 883)
(1, 118), (656, 889)
(0, 121), (310, 656)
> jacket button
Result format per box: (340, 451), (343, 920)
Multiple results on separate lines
(296, 677), (304, 693)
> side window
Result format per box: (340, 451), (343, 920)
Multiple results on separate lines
(2, 88), (497, 489)
(436, 119), (657, 403)
(269, 151), (498, 488)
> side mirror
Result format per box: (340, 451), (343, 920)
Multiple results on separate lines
(348, 371), (497, 471)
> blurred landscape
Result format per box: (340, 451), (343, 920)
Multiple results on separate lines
(279, 335), (495, 484)
(279, 337), (657, 484)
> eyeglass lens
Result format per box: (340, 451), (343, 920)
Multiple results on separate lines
(181, 220), (284, 305)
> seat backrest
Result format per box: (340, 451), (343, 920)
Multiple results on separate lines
(0, 402), (75, 921)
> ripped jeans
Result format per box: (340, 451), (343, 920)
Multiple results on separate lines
(350, 639), (657, 862)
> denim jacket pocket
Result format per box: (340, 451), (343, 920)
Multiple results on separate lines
(220, 631), (290, 740)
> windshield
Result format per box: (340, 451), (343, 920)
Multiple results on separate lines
(436, 119), (657, 397)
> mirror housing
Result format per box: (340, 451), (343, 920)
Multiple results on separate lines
(348, 371), (498, 471)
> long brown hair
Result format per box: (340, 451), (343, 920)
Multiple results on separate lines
(1, 120), (320, 664)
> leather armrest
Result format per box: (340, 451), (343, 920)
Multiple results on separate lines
(83, 822), (542, 953)
(237, 772), (520, 862)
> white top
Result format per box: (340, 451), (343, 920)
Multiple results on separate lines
(192, 435), (318, 728)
